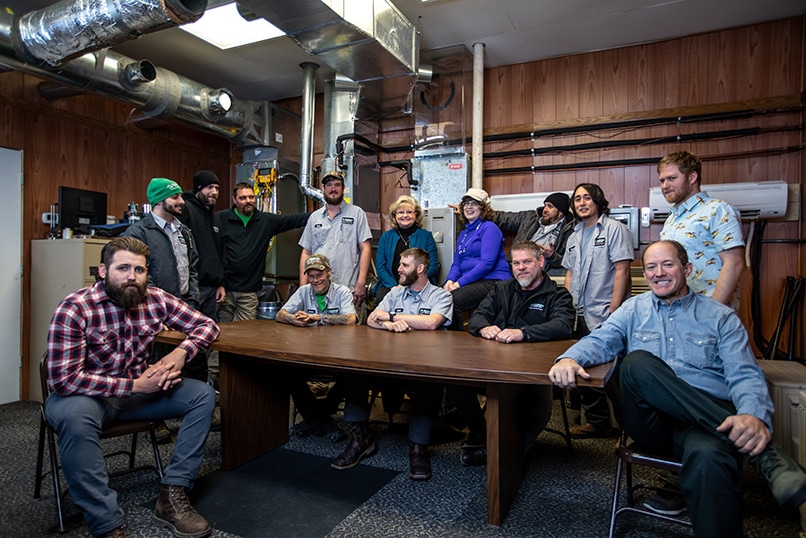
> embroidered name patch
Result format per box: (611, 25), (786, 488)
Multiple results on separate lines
(528, 302), (545, 311)
(342, 217), (354, 224)
(418, 308), (432, 315)
(595, 237), (606, 246)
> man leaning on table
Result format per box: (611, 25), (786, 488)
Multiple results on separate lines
(452, 240), (575, 466)
(276, 254), (356, 436)
(332, 247), (452, 480)
(548, 240), (806, 538)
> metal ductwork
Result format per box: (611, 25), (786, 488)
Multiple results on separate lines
(0, 1), (269, 147)
(236, 0), (426, 119)
(13, 0), (206, 66)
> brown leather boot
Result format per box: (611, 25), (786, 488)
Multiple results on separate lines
(409, 443), (432, 480)
(153, 485), (211, 538)
(331, 421), (376, 470)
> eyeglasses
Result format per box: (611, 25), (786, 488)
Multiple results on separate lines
(395, 210), (415, 216)
(462, 200), (481, 207)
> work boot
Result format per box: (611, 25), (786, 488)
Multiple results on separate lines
(153, 485), (211, 538)
(409, 443), (432, 480)
(331, 421), (376, 470)
(747, 442), (806, 510)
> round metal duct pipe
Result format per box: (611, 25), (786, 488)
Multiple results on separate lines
(12, 0), (207, 66)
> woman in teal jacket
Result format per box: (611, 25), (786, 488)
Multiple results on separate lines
(374, 196), (439, 303)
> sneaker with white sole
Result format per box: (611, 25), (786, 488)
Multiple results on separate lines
(643, 490), (687, 516)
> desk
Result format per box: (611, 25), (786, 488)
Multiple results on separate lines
(159, 320), (609, 525)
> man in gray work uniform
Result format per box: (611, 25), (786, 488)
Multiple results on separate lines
(298, 171), (373, 307)
(276, 254), (357, 437)
(332, 248), (453, 480)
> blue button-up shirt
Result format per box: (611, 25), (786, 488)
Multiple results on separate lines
(558, 289), (773, 429)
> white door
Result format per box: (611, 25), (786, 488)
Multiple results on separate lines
(0, 147), (22, 403)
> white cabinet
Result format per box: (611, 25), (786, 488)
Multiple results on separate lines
(759, 360), (806, 461)
(30, 238), (109, 401)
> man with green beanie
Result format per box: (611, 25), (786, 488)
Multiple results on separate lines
(124, 178), (208, 384)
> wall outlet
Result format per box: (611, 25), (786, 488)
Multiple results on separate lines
(640, 207), (651, 228)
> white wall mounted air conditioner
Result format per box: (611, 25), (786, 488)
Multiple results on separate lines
(649, 180), (788, 221)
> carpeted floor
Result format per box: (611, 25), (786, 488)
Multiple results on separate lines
(0, 399), (801, 537)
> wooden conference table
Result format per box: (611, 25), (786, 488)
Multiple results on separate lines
(159, 320), (609, 526)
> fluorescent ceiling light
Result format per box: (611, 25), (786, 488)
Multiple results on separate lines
(180, 3), (284, 50)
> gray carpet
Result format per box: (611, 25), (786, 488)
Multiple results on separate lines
(0, 399), (801, 537)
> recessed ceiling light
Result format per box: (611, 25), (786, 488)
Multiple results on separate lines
(180, 3), (284, 50)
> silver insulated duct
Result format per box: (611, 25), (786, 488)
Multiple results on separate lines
(12, 0), (206, 66)
(236, 0), (421, 119)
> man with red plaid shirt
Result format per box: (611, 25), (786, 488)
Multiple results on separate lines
(44, 236), (219, 538)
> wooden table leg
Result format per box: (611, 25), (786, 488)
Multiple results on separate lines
(485, 382), (525, 526)
(219, 352), (289, 470)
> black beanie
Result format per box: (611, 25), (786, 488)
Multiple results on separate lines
(543, 192), (570, 217)
(193, 170), (220, 192)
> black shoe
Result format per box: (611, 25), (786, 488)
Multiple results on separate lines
(331, 421), (377, 470)
(643, 490), (687, 516)
(409, 443), (432, 480)
(460, 446), (486, 466)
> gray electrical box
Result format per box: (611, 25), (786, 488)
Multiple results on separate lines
(411, 147), (469, 209)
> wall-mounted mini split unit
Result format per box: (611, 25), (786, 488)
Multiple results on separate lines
(649, 180), (788, 221)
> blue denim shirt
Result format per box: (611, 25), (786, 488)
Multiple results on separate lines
(559, 289), (774, 429)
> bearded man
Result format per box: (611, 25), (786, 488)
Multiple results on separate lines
(44, 236), (219, 538)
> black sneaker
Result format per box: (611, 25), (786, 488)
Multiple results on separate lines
(643, 490), (687, 516)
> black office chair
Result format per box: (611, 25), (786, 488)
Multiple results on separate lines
(608, 429), (691, 537)
(34, 355), (165, 533)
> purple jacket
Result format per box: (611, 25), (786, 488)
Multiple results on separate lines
(446, 219), (511, 285)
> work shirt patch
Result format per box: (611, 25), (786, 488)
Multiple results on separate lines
(418, 308), (432, 315)
(342, 217), (354, 224)
(528, 302), (545, 311)
(595, 237), (606, 246)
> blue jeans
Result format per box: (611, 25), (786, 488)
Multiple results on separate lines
(44, 379), (215, 536)
(620, 350), (743, 538)
(343, 375), (443, 445)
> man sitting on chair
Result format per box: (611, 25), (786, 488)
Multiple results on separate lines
(549, 240), (806, 537)
(332, 247), (453, 480)
(452, 240), (575, 466)
(276, 253), (357, 436)
(45, 236), (219, 538)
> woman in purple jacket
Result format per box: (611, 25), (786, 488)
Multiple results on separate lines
(444, 188), (510, 329)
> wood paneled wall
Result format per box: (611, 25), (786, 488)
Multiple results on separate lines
(0, 71), (237, 399)
(377, 17), (805, 357)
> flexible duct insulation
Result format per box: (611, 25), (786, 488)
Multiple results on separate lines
(15, 0), (205, 66)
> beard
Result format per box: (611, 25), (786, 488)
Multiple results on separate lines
(398, 270), (417, 288)
(515, 274), (534, 288)
(105, 277), (147, 309)
(324, 192), (344, 206)
(197, 191), (217, 209)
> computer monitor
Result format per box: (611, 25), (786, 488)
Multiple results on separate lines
(58, 186), (108, 232)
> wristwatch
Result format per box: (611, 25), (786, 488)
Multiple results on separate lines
(389, 312), (396, 322)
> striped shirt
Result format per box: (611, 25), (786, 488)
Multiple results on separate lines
(47, 281), (219, 398)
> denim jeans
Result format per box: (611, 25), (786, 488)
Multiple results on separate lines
(44, 379), (215, 536)
(620, 350), (743, 538)
(343, 375), (443, 445)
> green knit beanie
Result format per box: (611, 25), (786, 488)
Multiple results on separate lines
(147, 178), (183, 206)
